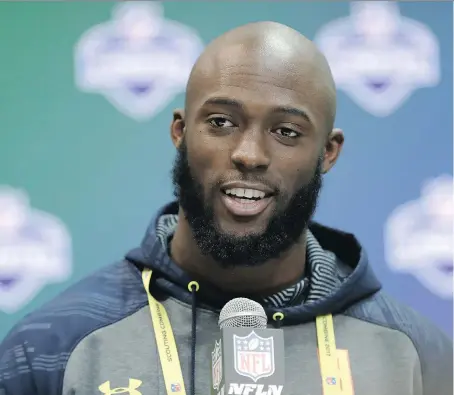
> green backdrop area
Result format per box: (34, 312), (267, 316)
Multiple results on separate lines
(0, 1), (452, 339)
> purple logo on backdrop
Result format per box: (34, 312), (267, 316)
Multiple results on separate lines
(74, 1), (204, 121)
(0, 186), (72, 313)
(233, 331), (275, 382)
(384, 175), (453, 299)
(314, 2), (440, 117)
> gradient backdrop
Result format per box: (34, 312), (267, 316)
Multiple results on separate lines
(0, 1), (452, 340)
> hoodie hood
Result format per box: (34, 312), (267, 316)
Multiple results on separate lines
(126, 201), (381, 325)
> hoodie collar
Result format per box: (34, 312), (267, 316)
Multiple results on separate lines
(126, 201), (382, 324)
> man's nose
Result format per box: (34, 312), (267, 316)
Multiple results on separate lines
(230, 131), (271, 172)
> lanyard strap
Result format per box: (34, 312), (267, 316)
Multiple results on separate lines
(316, 314), (344, 395)
(142, 268), (345, 395)
(142, 268), (187, 395)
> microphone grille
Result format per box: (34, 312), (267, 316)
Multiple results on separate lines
(219, 297), (267, 329)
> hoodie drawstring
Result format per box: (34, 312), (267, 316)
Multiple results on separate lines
(273, 312), (284, 328)
(187, 281), (200, 395)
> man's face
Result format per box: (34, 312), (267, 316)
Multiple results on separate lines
(172, 49), (337, 267)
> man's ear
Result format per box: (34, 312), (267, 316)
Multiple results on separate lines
(170, 109), (185, 149)
(322, 128), (344, 174)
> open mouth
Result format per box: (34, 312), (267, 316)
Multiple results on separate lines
(222, 187), (272, 202)
(220, 188), (274, 217)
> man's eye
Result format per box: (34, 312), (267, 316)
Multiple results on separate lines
(209, 117), (234, 128)
(273, 128), (300, 138)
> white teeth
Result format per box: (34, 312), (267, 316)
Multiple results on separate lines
(252, 190), (265, 198)
(225, 188), (266, 199)
(233, 188), (245, 197)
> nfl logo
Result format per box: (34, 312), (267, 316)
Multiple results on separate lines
(74, 1), (204, 121)
(314, 2), (440, 117)
(326, 377), (337, 385)
(384, 174), (454, 299)
(170, 383), (181, 392)
(233, 331), (275, 382)
(212, 340), (223, 390)
(0, 186), (72, 313)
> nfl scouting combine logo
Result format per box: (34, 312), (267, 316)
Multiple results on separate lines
(314, 1), (440, 117)
(234, 331), (275, 382)
(0, 186), (72, 313)
(74, 1), (204, 121)
(384, 175), (453, 299)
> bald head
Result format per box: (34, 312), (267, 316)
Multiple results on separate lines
(170, 22), (344, 267)
(186, 21), (336, 130)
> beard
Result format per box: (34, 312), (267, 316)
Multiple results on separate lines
(171, 138), (323, 268)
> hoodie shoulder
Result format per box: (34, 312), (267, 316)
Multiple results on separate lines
(0, 261), (147, 395)
(345, 291), (453, 395)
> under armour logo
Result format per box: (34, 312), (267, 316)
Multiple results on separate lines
(99, 379), (142, 395)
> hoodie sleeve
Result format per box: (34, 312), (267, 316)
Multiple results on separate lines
(0, 327), (38, 395)
(346, 292), (453, 395)
(0, 319), (66, 395)
(417, 321), (453, 395)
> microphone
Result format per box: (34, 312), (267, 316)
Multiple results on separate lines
(211, 298), (285, 395)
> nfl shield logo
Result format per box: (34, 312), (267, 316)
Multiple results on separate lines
(233, 331), (275, 382)
(212, 340), (222, 390)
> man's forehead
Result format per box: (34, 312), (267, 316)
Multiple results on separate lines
(185, 22), (336, 125)
(197, 37), (324, 88)
(191, 59), (330, 124)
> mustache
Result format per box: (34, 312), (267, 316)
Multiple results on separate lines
(177, 145), (282, 195)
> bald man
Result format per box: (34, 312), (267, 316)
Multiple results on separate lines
(1, 22), (452, 395)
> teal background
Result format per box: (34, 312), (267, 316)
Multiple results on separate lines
(0, 2), (452, 339)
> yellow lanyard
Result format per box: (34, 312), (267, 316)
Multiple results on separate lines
(142, 268), (187, 395)
(316, 314), (343, 395)
(142, 268), (350, 395)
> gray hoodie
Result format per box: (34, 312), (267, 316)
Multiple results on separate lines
(0, 202), (452, 395)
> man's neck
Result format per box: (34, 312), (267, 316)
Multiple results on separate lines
(170, 210), (307, 295)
